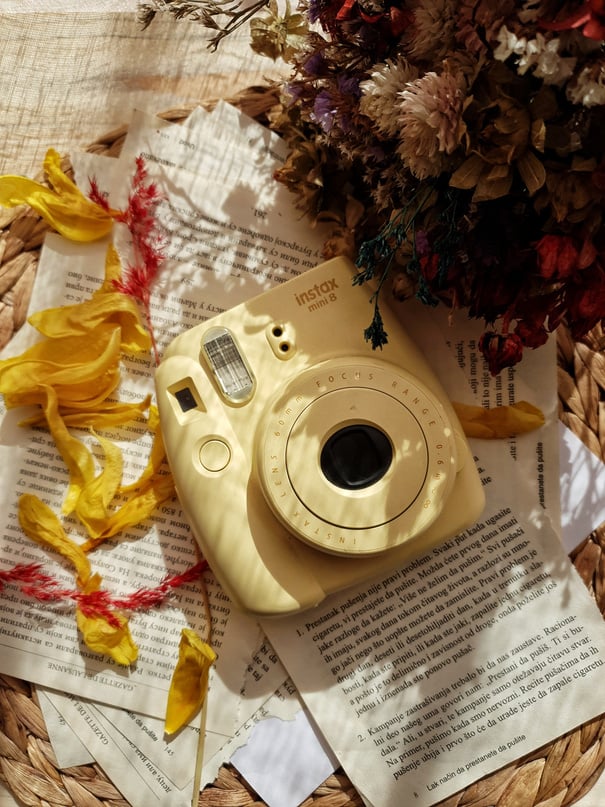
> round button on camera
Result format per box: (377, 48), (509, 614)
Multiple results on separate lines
(199, 438), (231, 473)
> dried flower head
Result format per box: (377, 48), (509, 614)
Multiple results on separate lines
(359, 57), (419, 137)
(397, 70), (469, 180)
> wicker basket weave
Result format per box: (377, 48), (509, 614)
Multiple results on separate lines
(1, 86), (605, 807)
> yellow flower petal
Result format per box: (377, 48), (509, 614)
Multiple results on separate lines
(29, 248), (151, 355)
(165, 629), (216, 736)
(81, 473), (175, 547)
(100, 241), (123, 290)
(75, 432), (124, 533)
(41, 386), (96, 515)
(76, 581), (138, 667)
(0, 149), (117, 242)
(17, 494), (136, 665)
(119, 405), (164, 493)
(453, 400), (545, 439)
(0, 325), (122, 408)
(18, 396), (152, 429)
(17, 494), (91, 586)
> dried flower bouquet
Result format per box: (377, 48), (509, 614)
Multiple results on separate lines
(141, 0), (605, 373)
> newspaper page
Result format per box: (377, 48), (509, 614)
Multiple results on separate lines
(40, 676), (334, 807)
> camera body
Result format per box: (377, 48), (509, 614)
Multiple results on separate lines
(155, 257), (485, 617)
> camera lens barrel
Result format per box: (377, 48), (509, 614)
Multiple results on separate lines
(255, 358), (459, 557)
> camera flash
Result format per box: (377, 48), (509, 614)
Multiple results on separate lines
(201, 327), (255, 404)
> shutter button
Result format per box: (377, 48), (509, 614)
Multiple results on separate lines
(199, 439), (231, 472)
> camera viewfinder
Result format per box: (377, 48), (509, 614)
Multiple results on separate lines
(174, 387), (198, 413)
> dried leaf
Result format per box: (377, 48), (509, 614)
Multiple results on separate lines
(449, 154), (485, 190)
(530, 118), (546, 152)
(473, 170), (513, 202)
(517, 150), (547, 195)
(453, 400), (545, 439)
(0, 149), (116, 242)
(165, 629), (217, 735)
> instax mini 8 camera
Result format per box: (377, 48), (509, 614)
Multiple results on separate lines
(155, 257), (485, 617)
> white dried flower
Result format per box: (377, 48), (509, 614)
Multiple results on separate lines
(532, 34), (576, 86)
(496, 28), (576, 86)
(493, 25), (527, 63)
(567, 62), (605, 107)
(359, 57), (419, 138)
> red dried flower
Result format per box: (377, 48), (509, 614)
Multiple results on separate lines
(536, 234), (579, 280)
(479, 331), (524, 375)
(541, 0), (605, 40)
(111, 157), (166, 365)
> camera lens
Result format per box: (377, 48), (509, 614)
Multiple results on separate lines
(320, 424), (392, 491)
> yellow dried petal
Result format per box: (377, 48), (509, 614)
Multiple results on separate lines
(18, 396), (152, 429)
(100, 242), (123, 290)
(29, 249), (151, 355)
(41, 387), (96, 514)
(76, 587), (138, 667)
(18, 494), (91, 586)
(453, 400), (545, 439)
(75, 433), (124, 533)
(119, 405), (165, 493)
(29, 294), (150, 354)
(81, 473), (175, 547)
(165, 629), (216, 735)
(0, 149), (116, 242)
(0, 325), (122, 408)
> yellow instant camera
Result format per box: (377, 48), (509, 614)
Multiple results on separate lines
(155, 257), (485, 617)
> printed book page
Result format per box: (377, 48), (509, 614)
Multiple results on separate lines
(118, 103), (289, 179)
(263, 311), (605, 807)
(40, 677), (335, 807)
(414, 303), (561, 529)
(0, 101), (328, 717)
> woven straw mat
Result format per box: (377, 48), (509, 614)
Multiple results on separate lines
(1, 86), (605, 807)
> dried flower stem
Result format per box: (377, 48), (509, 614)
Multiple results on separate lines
(138, 0), (271, 50)
(354, 186), (435, 348)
